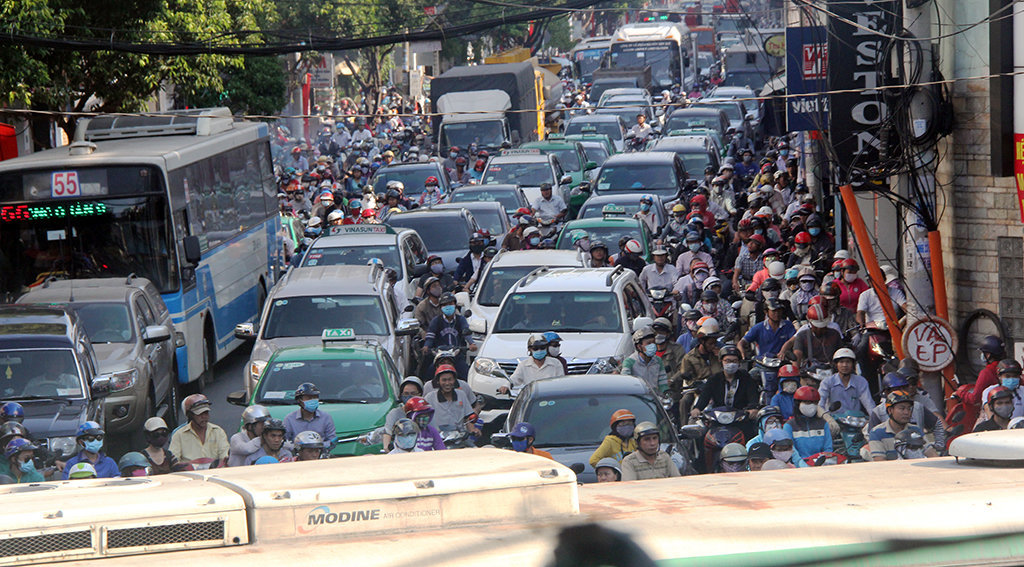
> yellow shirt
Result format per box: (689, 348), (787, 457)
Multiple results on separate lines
(168, 422), (230, 462)
(588, 434), (638, 467)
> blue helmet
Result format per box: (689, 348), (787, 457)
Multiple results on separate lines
(117, 452), (150, 471)
(541, 331), (562, 344)
(254, 456), (279, 465)
(510, 422), (536, 439)
(4, 438), (36, 459)
(763, 428), (793, 446)
(75, 421), (104, 438)
(294, 383), (320, 400)
(0, 402), (24, 422)
(881, 372), (910, 391)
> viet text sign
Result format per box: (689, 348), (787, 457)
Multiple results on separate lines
(785, 26), (828, 132)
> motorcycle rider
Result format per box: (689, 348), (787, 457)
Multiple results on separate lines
(835, 258), (869, 313)
(870, 390), (939, 459)
(697, 289), (736, 329)
(974, 386), (1017, 432)
(964, 336), (1005, 411)
(423, 292), (476, 378)
(634, 195), (660, 235)
(770, 365), (802, 420)
(663, 204), (690, 241)
(284, 382), (336, 445)
(228, 405), (271, 467)
(785, 386), (833, 466)
(463, 246), (497, 293)
(653, 317), (686, 391)
(455, 232), (489, 284)
(780, 305), (843, 367)
(503, 335), (563, 393)
(533, 183), (567, 236)
(620, 421), (681, 480)
(867, 373), (946, 449)
(718, 443), (748, 473)
(388, 419), (423, 455)
(141, 417), (180, 475)
(589, 409), (638, 467)
(243, 419), (293, 465)
(747, 442), (772, 471)
(508, 422), (552, 459)
(675, 308), (703, 352)
(168, 394), (229, 469)
(2, 438), (44, 483)
(622, 326), (669, 394)
(425, 365), (480, 437)
(789, 269), (818, 322)
(588, 239), (611, 268)
(745, 406), (785, 449)
(818, 348), (876, 415)
(294, 431), (326, 461)
(614, 239), (646, 276)
(677, 318), (724, 420)
(403, 397), (446, 451)
(690, 344), (760, 432)
(855, 265), (908, 327)
(413, 276), (443, 342)
(676, 234), (715, 276)
(594, 457), (622, 482)
(673, 260), (711, 306)
(732, 233), (766, 292)
(818, 281), (857, 336)
(763, 428), (800, 468)
(738, 297), (796, 365)
(543, 331), (569, 374)
(639, 247), (679, 296)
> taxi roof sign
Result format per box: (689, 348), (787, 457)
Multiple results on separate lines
(602, 204), (627, 216)
(327, 225), (395, 236)
(322, 328), (356, 342)
(500, 148), (541, 156)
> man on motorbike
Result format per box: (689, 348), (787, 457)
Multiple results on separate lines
(413, 276), (443, 341)
(764, 428), (801, 468)
(533, 183), (567, 236)
(504, 335), (564, 392)
(423, 293), (477, 378)
(424, 365), (480, 437)
(779, 305), (842, 367)
(662, 204), (690, 241)
(747, 442), (772, 471)
(635, 195), (661, 236)
(732, 234), (766, 292)
(697, 289), (737, 330)
(870, 390), (939, 459)
(738, 297), (796, 364)
(690, 344), (759, 428)
(856, 265), (908, 327)
(868, 372), (946, 449)
(785, 386), (833, 466)
(818, 348), (876, 415)
(284, 382), (337, 445)
(543, 331), (569, 374)
(770, 365), (801, 420)
(416, 255), (455, 297)
(594, 458), (622, 482)
(387, 419), (423, 455)
(614, 238), (647, 276)
(508, 422), (552, 460)
(673, 260), (711, 306)
(675, 233), (715, 276)
(588, 239), (612, 268)
(621, 421), (681, 480)
(622, 327), (669, 394)
(455, 232), (489, 284)
(639, 247), (680, 296)
(718, 443), (748, 473)
(653, 317), (686, 391)
(589, 409), (638, 467)
(965, 336), (1006, 411)
(818, 281), (857, 337)
(243, 419), (293, 465)
(974, 386), (1017, 432)
(677, 320), (724, 420)
(676, 309), (703, 352)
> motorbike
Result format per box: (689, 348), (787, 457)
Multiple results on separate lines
(697, 406), (751, 474)
(648, 286), (676, 321)
(438, 423), (474, 449)
(830, 406), (869, 463)
(852, 323), (899, 395)
(802, 451), (847, 467)
(752, 355), (783, 406)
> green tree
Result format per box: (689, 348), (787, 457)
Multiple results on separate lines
(184, 55), (288, 116)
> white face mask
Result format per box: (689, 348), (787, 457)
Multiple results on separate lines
(844, 272), (857, 283)
(548, 346), (561, 357)
(800, 281), (815, 291)
(782, 381), (798, 394)
(772, 449), (793, 462)
(799, 403), (817, 417)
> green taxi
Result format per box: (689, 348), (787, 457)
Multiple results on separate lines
(554, 205), (654, 262)
(519, 138), (597, 191)
(229, 329), (401, 456)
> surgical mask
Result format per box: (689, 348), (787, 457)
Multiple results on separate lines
(470, 244), (485, 254)
(303, 400), (320, 413)
(147, 434), (168, 447)
(430, 263), (444, 274)
(84, 440), (103, 453)
(400, 394), (415, 404)
(898, 448), (926, 460)
(1001, 377), (1020, 390)
(449, 152), (457, 159)
(723, 362), (739, 374)
(510, 437), (529, 452)
(763, 291), (779, 300)
(643, 343), (657, 357)
(743, 155), (752, 163)
(616, 424), (634, 438)
(655, 334), (667, 345)
(782, 381), (798, 394)
(799, 403), (817, 418)
(548, 346), (561, 357)
(415, 416), (431, 429)
(395, 433), (418, 451)
(441, 305), (456, 317)
(772, 449), (793, 462)
(701, 301), (716, 312)
(809, 227), (821, 236)
(843, 272), (856, 283)
(688, 243), (701, 252)
(529, 237), (540, 246)
(763, 420), (781, 431)
(721, 460), (746, 472)
(695, 272), (708, 285)
(754, 229), (764, 235)
(19, 459), (35, 474)
(640, 203), (651, 212)
(531, 349), (548, 360)
(994, 404), (1014, 419)
(780, 150), (789, 158)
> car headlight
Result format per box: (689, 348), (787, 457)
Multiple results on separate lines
(249, 360), (268, 382)
(473, 358), (497, 375)
(107, 369), (139, 392)
(49, 436), (76, 458)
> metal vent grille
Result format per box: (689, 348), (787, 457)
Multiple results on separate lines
(0, 530), (92, 558)
(106, 521), (224, 549)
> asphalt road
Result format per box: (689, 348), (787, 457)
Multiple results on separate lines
(204, 343), (253, 435)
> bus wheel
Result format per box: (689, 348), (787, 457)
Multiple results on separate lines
(183, 329), (214, 395)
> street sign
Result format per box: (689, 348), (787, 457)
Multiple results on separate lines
(322, 328), (355, 342)
(785, 26), (829, 132)
(763, 34), (785, 58)
(902, 317), (957, 372)
(410, 41), (442, 55)
(1014, 134), (1024, 222)
(310, 54), (335, 90)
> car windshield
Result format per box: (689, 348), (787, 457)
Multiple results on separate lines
(556, 225), (645, 252)
(388, 215), (471, 252)
(493, 291), (622, 333)
(301, 244), (401, 273)
(255, 357), (388, 404)
(73, 303), (134, 344)
(664, 114), (722, 136)
(449, 188), (522, 212)
(588, 81), (637, 104)
(484, 162), (554, 187)
(477, 266), (537, 307)
(581, 144), (610, 166)
(565, 120), (623, 141)
(595, 165), (677, 197)
(547, 149), (580, 171)
(676, 151), (714, 178)
(461, 207), (505, 236)
(262, 296), (388, 338)
(524, 393), (669, 447)
(722, 71), (769, 90)
(442, 120), (506, 149)
(0, 349), (83, 399)
(595, 107), (643, 125)
(694, 102), (742, 121)
(371, 167), (443, 200)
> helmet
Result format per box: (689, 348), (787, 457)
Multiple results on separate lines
(590, 239), (608, 253)
(609, 409), (636, 427)
(294, 382), (320, 400)
(425, 175), (439, 186)
(760, 278), (781, 293)
(806, 305), (828, 326)
(76, 421), (104, 438)
(778, 364), (800, 379)
(652, 317), (673, 332)
(998, 359), (1022, 376)
(400, 376), (424, 393)
(0, 402), (24, 422)
(683, 309), (702, 322)
(757, 406), (782, 423)
(542, 331), (562, 344)
(241, 405), (271, 425)
(980, 336), (1006, 356)
(307, 216), (323, 228)
(763, 428), (793, 446)
(68, 462), (97, 479)
(510, 422), (536, 438)
(885, 390), (915, 409)
(254, 456), (279, 465)
(623, 239), (642, 254)
(672, 204), (686, 214)
(832, 348), (856, 362)
(528, 334), (550, 350)
(698, 318), (721, 337)
(764, 298), (784, 311)
(702, 276), (722, 291)
(348, 199), (362, 210)
(326, 210), (344, 224)
(594, 457), (622, 478)
(718, 343), (740, 359)
(434, 364), (458, 378)
(881, 373), (910, 391)
(385, 188), (401, 200)
(819, 282), (839, 298)
(632, 326), (655, 343)
(439, 292), (457, 306)
(794, 386), (820, 403)
(117, 452), (149, 471)
(483, 246), (498, 258)
(0, 422), (28, 445)
(795, 231), (812, 244)
(386, 180), (405, 192)
(422, 276), (441, 291)
(720, 443), (747, 462)
(639, 194), (653, 205)
(988, 386), (1014, 405)
(263, 418), (287, 433)
(700, 289), (719, 303)
(392, 418), (419, 438)
(404, 396), (432, 414)
(361, 208), (376, 218)
(294, 431), (326, 450)
(768, 261), (787, 278)
(4, 437), (36, 459)
(840, 258), (859, 271)
(633, 421), (660, 440)
(830, 259), (844, 272)
(182, 393), (211, 416)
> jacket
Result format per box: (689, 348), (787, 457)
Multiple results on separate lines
(589, 434), (637, 467)
(785, 414), (832, 464)
(694, 371), (760, 413)
(622, 352), (668, 393)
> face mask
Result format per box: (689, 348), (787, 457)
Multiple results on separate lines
(84, 440), (103, 454)
(470, 244), (485, 254)
(844, 272), (856, 283)
(640, 203), (651, 212)
(400, 394), (415, 404)
(772, 449), (793, 462)
(994, 404), (1014, 419)
(723, 362), (739, 374)
(655, 334), (667, 345)
(688, 243), (701, 252)
(764, 291), (779, 300)
(429, 287), (441, 298)
(430, 263), (444, 274)
(19, 459), (35, 474)
(701, 301), (716, 313)
(695, 272), (708, 285)
(449, 152), (457, 159)
(754, 229), (764, 235)
(616, 424), (635, 438)
(799, 403), (818, 418)
(147, 434), (168, 447)
(302, 400), (320, 413)
(415, 416), (431, 429)
(782, 381), (798, 394)
(530, 237), (540, 246)
(898, 448), (926, 460)
(809, 227), (821, 236)
(780, 150), (789, 158)
(531, 349), (548, 360)
(510, 438), (529, 452)
(395, 434), (419, 451)
(743, 155), (752, 163)
(441, 305), (456, 317)
(1002, 378), (1020, 390)
(795, 247), (810, 257)
(643, 343), (657, 357)
(548, 346), (561, 357)
(721, 460), (746, 472)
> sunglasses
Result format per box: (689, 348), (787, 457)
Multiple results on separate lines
(81, 435), (104, 442)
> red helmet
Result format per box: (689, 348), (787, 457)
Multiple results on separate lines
(404, 396), (432, 414)
(425, 176), (439, 186)
(474, 159), (486, 171)
(609, 409), (636, 427)
(778, 364), (800, 378)
(737, 218), (752, 230)
(840, 258), (859, 270)
(806, 304), (827, 322)
(514, 207), (532, 217)
(449, 146), (459, 153)
(478, 150), (489, 159)
(831, 259), (845, 271)
(434, 364), (457, 377)
(361, 208), (376, 218)
(455, 156), (467, 165)
(690, 260), (709, 271)
(794, 231), (812, 244)
(794, 386), (821, 403)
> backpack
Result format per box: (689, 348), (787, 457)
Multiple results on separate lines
(944, 383), (978, 450)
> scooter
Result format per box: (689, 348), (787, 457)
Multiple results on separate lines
(854, 322), (899, 395)
(752, 355), (783, 406)
(648, 286), (676, 321)
(830, 405), (869, 463)
(699, 406), (750, 474)
(802, 451), (847, 467)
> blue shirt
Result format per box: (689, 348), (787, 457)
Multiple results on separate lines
(676, 331), (699, 352)
(63, 451), (119, 479)
(769, 391), (795, 421)
(284, 408), (336, 443)
(818, 373), (875, 414)
(742, 319), (796, 357)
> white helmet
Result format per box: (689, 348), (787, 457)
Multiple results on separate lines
(294, 430), (325, 450)
(326, 210), (344, 223)
(632, 316), (654, 332)
(702, 276), (722, 291)
(768, 261), (786, 279)
(307, 216), (322, 228)
(832, 347), (856, 362)
(386, 180), (405, 192)
(241, 404), (271, 426)
(698, 318), (721, 336)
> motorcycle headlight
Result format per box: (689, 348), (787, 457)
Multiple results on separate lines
(716, 411), (735, 425)
(249, 360), (268, 382)
(107, 368), (139, 392)
(473, 358), (496, 375)
(49, 436), (77, 458)
(870, 341), (884, 356)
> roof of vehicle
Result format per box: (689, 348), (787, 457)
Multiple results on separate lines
(567, 114), (625, 124)
(511, 267), (632, 293)
(0, 305), (80, 348)
(599, 88), (649, 100)
(708, 86), (757, 98)
(269, 342), (380, 362)
(600, 151), (678, 165)
(579, 194), (664, 208)
(668, 107), (728, 118)
(486, 153), (555, 165)
(651, 136), (713, 151)
(451, 183), (522, 193)
(275, 265), (386, 297)
(430, 201), (507, 215)
(18, 276), (156, 304)
(561, 215), (645, 229)
(490, 250), (584, 268)
(525, 373), (651, 398)
(387, 208), (473, 221)
(374, 162), (443, 173)
(306, 228), (410, 248)
(520, 140), (581, 151)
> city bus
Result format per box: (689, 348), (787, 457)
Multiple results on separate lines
(608, 22), (689, 94)
(0, 108), (279, 393)
(570, 36), (611, 84)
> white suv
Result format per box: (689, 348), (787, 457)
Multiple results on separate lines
(468, 266), (653, 407)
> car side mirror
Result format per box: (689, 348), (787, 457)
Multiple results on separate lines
(569, 463), (586, 475)
(584, 161), (597, 171)
(90, 376), (111, 399)
(142, 325), (172, 344)
(455, 291), (470, 307)
(182, 235), (202, 266)
(560, 175), (573, 185)
(234, 323), (256, 340)
(468, 316), (487, 335)
(396, 318), (420, 336)
(745, 112), (756, 121)
(227, 390), (248, 407)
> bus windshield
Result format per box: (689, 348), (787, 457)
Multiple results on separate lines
(0, 166), (176, 295)
(609, 41), (680, 88)
(574, 48), (607, 82)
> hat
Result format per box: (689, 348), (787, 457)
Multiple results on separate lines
(881, 265), (899, 284)
(144, 417), (168, 432)
(190, 403), (211, 415)
(524, 226), (541, 237)
(748, 442), (772, 460)
(68, 462), (97, 479)
(748, 234), (766, 246)
(719, 163), (733, 172)
(652, 248), (668, 256)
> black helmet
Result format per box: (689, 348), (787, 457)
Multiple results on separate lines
(764, 297), (784, 311)
(483, 246), (498, 258)
(683, 309), (702, 321)
(997, 358), (1022, 376)
(423, 276), (441, 290)
(700, 289), (719, 303)
(719, 343), (740, 359)
(590, 239), (608, 252)
(980, 335), (1005, 357)
(263, 419), (287, 433)
(760, 278), (782, 292)
(293, 382), (320, 399)
(439, 292), (457, 305)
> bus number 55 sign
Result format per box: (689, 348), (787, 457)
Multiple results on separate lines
(51, 171), (80, 198)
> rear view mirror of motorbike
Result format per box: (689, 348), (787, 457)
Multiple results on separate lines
(829, 401), (842, 413)
(679, 424), (704, 440)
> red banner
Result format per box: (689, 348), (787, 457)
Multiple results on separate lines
(1015, 133), (1024, 222)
